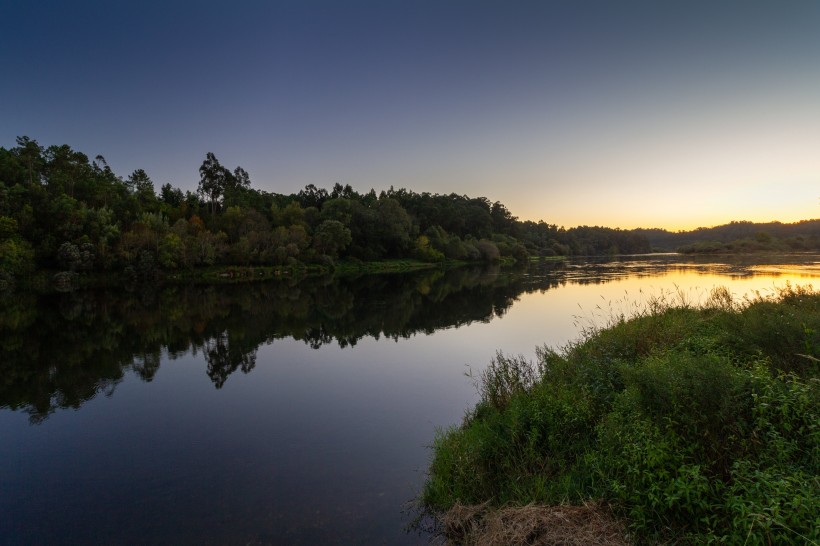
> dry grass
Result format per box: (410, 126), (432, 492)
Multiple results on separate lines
(439, 501), (630, 546)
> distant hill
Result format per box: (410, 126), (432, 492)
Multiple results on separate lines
(633, 220), (820, 253)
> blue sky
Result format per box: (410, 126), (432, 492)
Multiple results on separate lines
(2, 0), (818, 229)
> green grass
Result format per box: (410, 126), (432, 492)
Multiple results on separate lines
(422, 284), (819, 544)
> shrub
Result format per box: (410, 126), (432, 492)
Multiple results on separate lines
(475, 240), (500, 262)
(422, 286), (820, 544)
(471, 352), (539, 412)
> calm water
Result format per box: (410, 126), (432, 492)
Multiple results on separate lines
(1, 254), (818, 545)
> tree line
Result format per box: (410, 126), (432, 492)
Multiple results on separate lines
(637, 219), (820, 253)
(0, 136), (651, 285)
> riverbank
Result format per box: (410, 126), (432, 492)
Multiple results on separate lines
(420, 284), (819, 545)
(2, 258), (488, 292)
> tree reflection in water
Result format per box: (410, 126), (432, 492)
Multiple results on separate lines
(1, 262), (573, 422)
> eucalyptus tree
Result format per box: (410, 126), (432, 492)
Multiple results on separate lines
(231, 166), (251, 189)
(198, 152), (230, 215)
(297, 183), (329, 209)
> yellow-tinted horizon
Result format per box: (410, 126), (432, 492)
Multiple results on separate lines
(509, 179), (818, 231)
(514, 212), (820, 233)
(511, 180), (818, 230)
(513, 196), (819, 231)
(4, 1), (820, 236)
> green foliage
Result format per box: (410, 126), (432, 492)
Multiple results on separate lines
(413, 234), (444, 262)
(469, 352), (540, 412)
(0, 216), (18, 239)
(313, 219), (352, 260)
(197, 152), (231, 215)
(158, 233), (184, 269)
(475, 239), (500, 262)
(0, 136), (695, 280)
(717, 284), (819, 375)
(422, 287), (820, 544)
(0, 238), (35, 278)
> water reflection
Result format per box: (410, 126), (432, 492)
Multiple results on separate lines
(564, 253), (820, 281)
(1, 254), (817, 424)
(0, 264), (558, 422)
(2, 254), (820, 546)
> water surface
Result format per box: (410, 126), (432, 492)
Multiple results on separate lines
(1, 254), (818, 544)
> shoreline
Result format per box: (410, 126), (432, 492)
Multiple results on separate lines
(419, 284), (819, 544)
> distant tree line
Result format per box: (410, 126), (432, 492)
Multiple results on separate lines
(0, 137), (653, 284)
(636, 220), (820, 253)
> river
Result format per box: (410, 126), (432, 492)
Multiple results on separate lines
(1, 254), (818, 544)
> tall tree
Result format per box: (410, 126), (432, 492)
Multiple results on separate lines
(297, 184), (329, 209)
(160, 183), (184, 207)
(231, 166), (251, 189)
(198, 153), (229, 215)
(13, 136), (44, 186)
(127, 169), (154, 198)
(43, 144), (91, 199)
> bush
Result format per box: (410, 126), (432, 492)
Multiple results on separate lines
(716, 284), (819, 375)
(0, 238), (35, 277)
(471, 352), (539, 412)
(475, 240), (500, 262)
(422, 286), (820, 544)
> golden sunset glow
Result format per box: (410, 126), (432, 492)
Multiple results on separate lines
(3, 1), (819, 230)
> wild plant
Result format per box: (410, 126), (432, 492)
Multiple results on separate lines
(468, 351), (539, 412)
(422, 284), (820, 545)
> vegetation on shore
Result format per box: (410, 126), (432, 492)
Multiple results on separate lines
(3, 137), (817, 287)
(420, 284), (819, 545)
(0, 137), (649, 289)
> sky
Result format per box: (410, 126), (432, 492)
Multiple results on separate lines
(2, 0), (818, 230)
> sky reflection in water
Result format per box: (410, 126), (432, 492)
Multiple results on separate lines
(0, 255), (818, 544)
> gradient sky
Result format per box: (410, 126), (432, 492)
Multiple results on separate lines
(2, 0), (818, 230)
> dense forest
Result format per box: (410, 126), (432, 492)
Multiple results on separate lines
(0, 137), (649, 286)
(2, 137), (817, 288)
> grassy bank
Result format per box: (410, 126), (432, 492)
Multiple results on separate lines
(421, 285), (819, 545)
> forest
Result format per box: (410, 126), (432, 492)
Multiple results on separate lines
(0, 137), (649, 286)
(2, 137), (817, 288)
